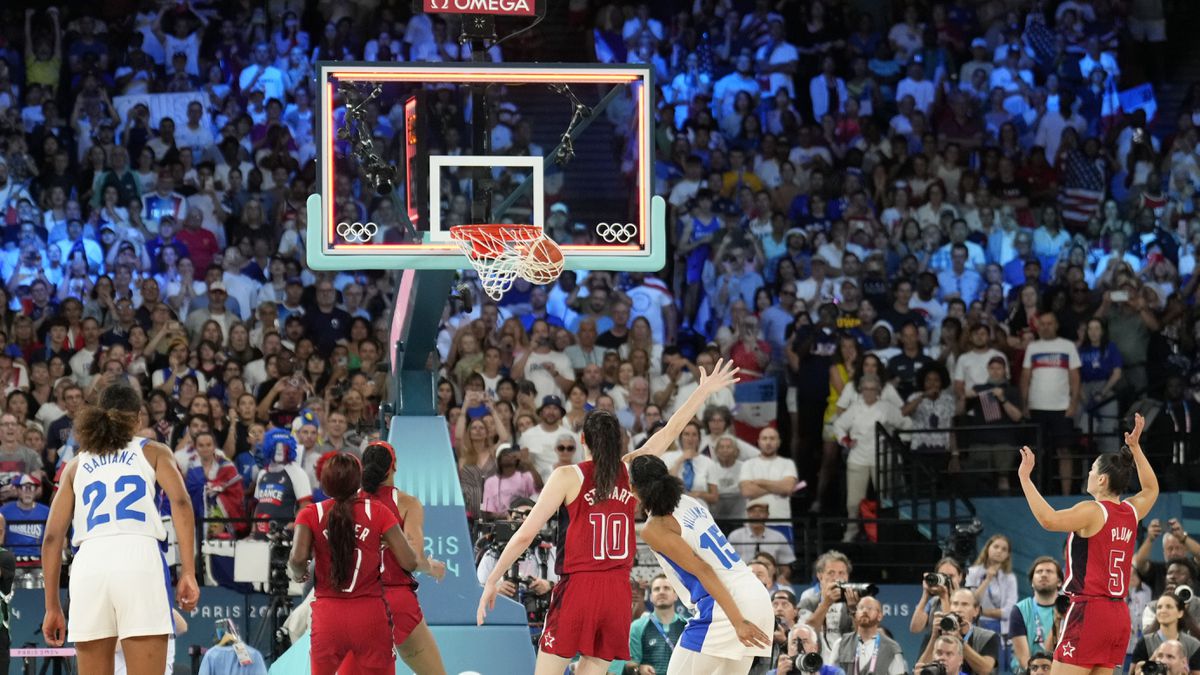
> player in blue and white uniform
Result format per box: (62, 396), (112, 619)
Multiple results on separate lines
(629, 454), (772, 675)
(40, 384), (199, 675)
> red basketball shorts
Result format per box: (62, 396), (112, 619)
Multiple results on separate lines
(1056, 596), (1129, 668)
(539, 570), (632, 662)
(310, 596), (395, 675)
(385, 584), (425, 644)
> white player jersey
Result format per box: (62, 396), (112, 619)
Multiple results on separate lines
(72, 437), (166, 546)
(652, 494), (758, 610)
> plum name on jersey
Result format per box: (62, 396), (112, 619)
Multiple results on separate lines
(679, 504), (708, 530)
(80, 451), (137, 474)
(582, 485), (635, 506)
(1112, 526), (1133, 544)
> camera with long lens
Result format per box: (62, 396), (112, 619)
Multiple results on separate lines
(919, 663), (949, 675)
(1177, 585), (1194, 603)
(1143, 662), (1168, 675)
(791, 651), (823, 673)
(925, 572), (953, 589)
(938, 613), (960, 633)
(266, 521), (293, 596)
(836, 582), (880, 600)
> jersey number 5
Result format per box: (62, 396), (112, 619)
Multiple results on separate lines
(589, 513), (631, 560)
(82, 476), (148, 531)
(1108, 550), (1126, 595)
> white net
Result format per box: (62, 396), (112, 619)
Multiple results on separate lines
(449, 225), (564, 300)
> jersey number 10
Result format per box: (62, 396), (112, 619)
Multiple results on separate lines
(82, 476), (148, 531)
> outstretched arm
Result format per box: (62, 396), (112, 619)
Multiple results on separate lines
(1017, 446), (1106, 533)
(1124, 413), (1158, 518)
(625, 359), (740, 462)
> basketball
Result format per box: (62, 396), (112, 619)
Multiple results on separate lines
(519, 237), (565, 285)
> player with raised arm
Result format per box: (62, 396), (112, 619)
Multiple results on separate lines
(41, 384), (199, 675)
(1018, 413), (1158, 675)
(477, 359), (742, 675)
(629, 452), (772, 674)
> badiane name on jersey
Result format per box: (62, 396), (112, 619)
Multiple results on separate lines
(582, 486), (635, 506)
(80, 451), (138, 474)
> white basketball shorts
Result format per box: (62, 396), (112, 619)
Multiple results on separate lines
(68, 535), (174, 642)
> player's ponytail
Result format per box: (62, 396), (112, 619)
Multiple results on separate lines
(361, 442), (396, 494)
(583, 410), (623, 502)
(76, 384), (142, 455)
(1096, 445), (1135, 495)
(630, 455), (684, 517)
(320, 453), (363, 589)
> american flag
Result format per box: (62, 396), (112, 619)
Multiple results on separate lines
(979, 390), (1002, 422)
(1059, 148), (1106, 231)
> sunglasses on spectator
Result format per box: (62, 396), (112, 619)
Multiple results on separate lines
(557, 444), (576, 451)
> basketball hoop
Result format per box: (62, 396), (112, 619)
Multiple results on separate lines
(449, 224), (564, 300)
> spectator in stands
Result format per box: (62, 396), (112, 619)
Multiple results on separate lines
(517, 395), (574, 482)
(1007, 556), (1064, 671)
(1020, 313), (1081, 495)
(480, 444), (535, 519)
(0, 474), (47, 561)
(661, 420), (717, 505)
(626, 574), (687, 675)
(727, 498), (795, 567)
(911, 557), (966, 634)
(832, 373), (910, 541)
(916, 635), (970, 675)
(961, 356), (1023, 493)
(1130, 593), (1200, 673)
(739, 427), (798, 527)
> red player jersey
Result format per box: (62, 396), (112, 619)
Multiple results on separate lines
(295, 496), (398, 599)
(1063, 500), (1139, 599)
(366, 486), (419, 588)
(555, 461), (637, 576)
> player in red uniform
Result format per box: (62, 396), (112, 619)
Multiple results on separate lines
(478, 359), (741, 675)
(1017, 413), (1157, 675)
(287, 453), (425, 675)
(360, 440), (449, 674)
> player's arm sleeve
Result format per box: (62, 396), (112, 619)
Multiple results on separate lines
(288, 465), (312, 501)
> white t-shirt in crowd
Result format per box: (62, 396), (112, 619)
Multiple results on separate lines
(954, 349), (1006, 392)
(726, 524), (796, 565)
(517, 423), (579, 480)
(626, 282), (673, 343)
(660, 451), (717, 493)
(523, 350), (573, 401)
(738, 454), (797, 521)
(1023, 337), (1081, 411)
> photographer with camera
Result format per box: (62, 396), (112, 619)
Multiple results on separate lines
(1130, 593), (1200, 673)
(1138, 640), (1192, 675)
(801, 552), (857, 653)
(915, 634), (969, 675)
(833, 596), (907, 675)
(771, 623), (845, 675)
(1140, 559), (1200, 628)
(475, 496), (558, 606)
(917, 589), (1000, 675)
(911, 558), (966, 634)
(1007, 557), (1064, 672)
(1135, 518), (1200, 598)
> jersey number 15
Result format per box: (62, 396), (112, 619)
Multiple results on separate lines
(82, 476), (148, 531)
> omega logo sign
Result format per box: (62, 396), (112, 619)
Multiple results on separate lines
(422, 0), (535, 16)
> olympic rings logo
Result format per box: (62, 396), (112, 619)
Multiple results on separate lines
(596, 222), (638, 243)
(336, 222), (379, 244)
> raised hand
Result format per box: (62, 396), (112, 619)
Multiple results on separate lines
(1017, 446), (1036, 483)
(1125, 412), (1145, 449)
(698, 358), (740, 393)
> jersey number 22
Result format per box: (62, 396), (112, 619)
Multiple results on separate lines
(82, 476), (148, 531)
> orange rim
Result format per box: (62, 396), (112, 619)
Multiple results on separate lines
(449, 223), (541, 258)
